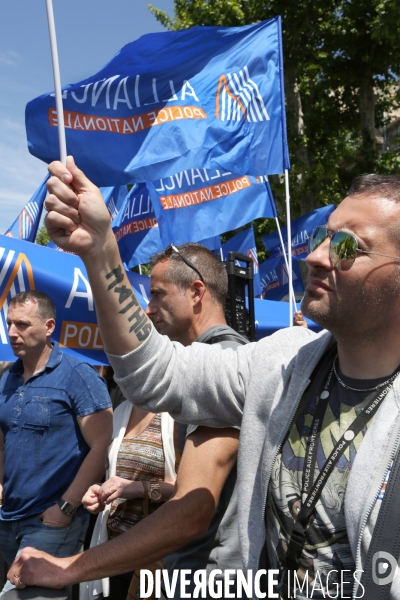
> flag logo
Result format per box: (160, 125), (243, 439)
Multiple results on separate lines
(216, 66), (270, 122)
(247, 247), (259, 273)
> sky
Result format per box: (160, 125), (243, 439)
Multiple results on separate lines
(0, 0), (174, 233)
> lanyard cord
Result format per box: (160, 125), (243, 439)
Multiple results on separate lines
(284, 361), (399, 576)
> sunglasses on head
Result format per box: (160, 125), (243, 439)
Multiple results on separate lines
(308, 226), (400, 271)
(164, 243), (204, 282)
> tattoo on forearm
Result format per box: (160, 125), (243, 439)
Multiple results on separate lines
(105, 266), (151, 341)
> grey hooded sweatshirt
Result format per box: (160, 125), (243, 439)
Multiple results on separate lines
(107, 325), (400, 599)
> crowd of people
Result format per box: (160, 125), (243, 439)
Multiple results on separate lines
(1, 159), (400, 600)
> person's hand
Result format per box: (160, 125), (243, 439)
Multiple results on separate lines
(82, 484), (106, 514)
(8, 547), (72, 589)
(293, 310), (308, 328)
(98, 476), (144, 504)
(45, 156), (114, 258)
(39, 503), (73, 528)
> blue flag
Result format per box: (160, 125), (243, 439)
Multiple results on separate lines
(5, 175), (49, 242)
(220, 227), (261, 297)
(112, 183), (164, 269)
(259, 254), (304, 301)
(26, 18), (288, 186)
(262, 204), (336, 259)
(148, 170), (277, 246)
(0, 234), (149, 365)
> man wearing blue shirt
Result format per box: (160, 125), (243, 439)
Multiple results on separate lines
(0, 290), (112, 595)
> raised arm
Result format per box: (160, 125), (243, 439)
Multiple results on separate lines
(45, 157), (151, 355)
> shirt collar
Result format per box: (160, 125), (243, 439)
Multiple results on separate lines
(10, 342), (63, 375)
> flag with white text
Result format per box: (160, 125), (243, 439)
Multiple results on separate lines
(26, 18), (288, 186)
(148, 170), (277, 245)
(112, 183), (164, 268)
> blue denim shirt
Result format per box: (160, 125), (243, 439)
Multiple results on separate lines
(0, 343), (112, 520)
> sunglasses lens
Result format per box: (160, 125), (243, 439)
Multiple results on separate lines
(309, 227), (327, 253)
(330, 232), (357, 270)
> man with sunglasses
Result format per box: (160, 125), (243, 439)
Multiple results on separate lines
(10, 162), (400, 599)
(145, 242), (247, 599)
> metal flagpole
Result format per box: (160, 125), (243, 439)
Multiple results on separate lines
(45, 0), (67, 166)
(284, 169), (294, 326)
(274, 217), (298, 315)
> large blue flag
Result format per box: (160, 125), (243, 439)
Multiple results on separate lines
(259, 254), (304, 301)
(5, 175), (49, 242)
(220, 227), (261, 297)
(0, 235), (150, 365)
(26, 18), (289, 186)
(262, 204), (336, 259)
(112, 183), (164, 269)
(148, 170), (277, 245)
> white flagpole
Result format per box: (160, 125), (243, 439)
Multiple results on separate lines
(138, 265), (142, 275)
(274, 217), (298, 314)
(45, 0), (67, 166)
(284, 169), (294, 326)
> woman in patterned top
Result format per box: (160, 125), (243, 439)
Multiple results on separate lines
(81, 399), (177, 600)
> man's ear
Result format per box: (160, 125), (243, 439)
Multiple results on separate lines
(45, 318), (56, 337)
(192, 280), (206, 305)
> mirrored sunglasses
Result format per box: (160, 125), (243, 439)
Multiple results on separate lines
(308, 226), (400, 271)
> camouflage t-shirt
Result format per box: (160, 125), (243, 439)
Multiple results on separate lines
(266, 353), (393, 599)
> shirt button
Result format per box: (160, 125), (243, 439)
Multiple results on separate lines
(16, 408), (21, 412)
(20, 391), (24, 396)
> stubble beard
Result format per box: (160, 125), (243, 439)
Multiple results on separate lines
(302, 276), (400, 346)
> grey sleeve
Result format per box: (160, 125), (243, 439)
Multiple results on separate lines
(106, 325), (317, 430)
(107, 327), (252, 429)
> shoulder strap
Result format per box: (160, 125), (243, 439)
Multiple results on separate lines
(360, 441), (400, 599)
(203, 333), (248, 346)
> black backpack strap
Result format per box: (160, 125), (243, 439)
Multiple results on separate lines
(360, 442), (400, 599)
(204, 333), (248, 346)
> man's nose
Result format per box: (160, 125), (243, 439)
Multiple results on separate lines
(305, 237), (333, 271)
(145, 300), (156, 317)
(7, 323), (17, 337)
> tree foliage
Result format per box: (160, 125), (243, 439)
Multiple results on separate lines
(35, 226), (50, 246)
(149, 0), (400, 242)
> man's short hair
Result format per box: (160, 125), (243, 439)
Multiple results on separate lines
(150, 243), (228, 307)
(9, 291), (56, 321)
(348, 174), (400, 202)
(348, 174), (400, 249)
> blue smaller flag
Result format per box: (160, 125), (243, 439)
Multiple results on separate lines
(262, 204), (336, 259)
(259, 254), (304, 301)
(148, 170), (277, 246)
(112, 183), (164, 268)
(220, 227), (261, 297)
(5, 175), (49, 242)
